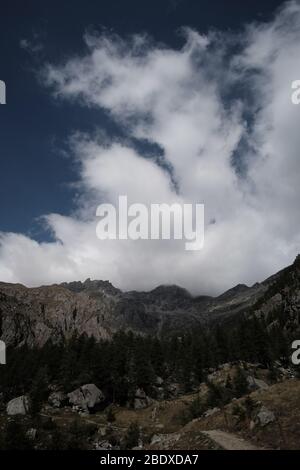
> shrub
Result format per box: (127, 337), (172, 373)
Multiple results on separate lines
(122, 422), (140, 450)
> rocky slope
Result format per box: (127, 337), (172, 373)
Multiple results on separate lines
(1, 361), (298, 450)
(0, 256), (299, 347)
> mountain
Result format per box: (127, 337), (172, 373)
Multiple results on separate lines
(0, 256), (300, 348)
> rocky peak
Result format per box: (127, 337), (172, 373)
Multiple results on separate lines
(1, 256), (300, 348)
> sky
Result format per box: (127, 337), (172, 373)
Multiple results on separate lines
(1, 0), (300, 295)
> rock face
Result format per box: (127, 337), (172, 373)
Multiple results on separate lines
(7, 395), (29, 415)
(0, 256), (299, 348)
(67, 384), (104, 412)
(249, 255), (300, 335)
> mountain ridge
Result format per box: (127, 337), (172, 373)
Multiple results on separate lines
(0, 256), (299, 348)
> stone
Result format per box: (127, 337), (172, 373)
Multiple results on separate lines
(256, 406), (276, 426)
(7, 395), (30, 416)
(68, 384), (104, 412)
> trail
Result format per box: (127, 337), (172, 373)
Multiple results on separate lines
(201, 430), (261, 450)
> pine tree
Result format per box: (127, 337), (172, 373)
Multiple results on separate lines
(233, 365), (248, 398)
(29, 365), (49, 416)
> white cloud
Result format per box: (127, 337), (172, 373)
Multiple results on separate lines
(2, 1), (300, 294)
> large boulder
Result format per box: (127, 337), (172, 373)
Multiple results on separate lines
(7, 395), (30, 415)
(67, 384), (104, 412)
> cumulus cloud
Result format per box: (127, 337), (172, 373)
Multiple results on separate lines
(2, 1), (300, 294)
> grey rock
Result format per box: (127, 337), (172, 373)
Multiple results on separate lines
(7, 395), (30, 416)
(256, 406), (276, 426)
(133, 388), (152, 409)
(68, 384), (104, 412)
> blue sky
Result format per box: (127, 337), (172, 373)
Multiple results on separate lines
(1, 0), (300, 294)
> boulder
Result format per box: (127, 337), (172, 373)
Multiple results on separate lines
(7, 395), (30, 416)
(67, 384), (104, 412)
(256, 406), (276, 426)
(133, 388), (152, 409)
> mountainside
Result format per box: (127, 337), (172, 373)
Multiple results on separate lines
(0, 256), (300, 348)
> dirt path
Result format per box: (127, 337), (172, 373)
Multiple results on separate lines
(201, 430), (261, 450)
